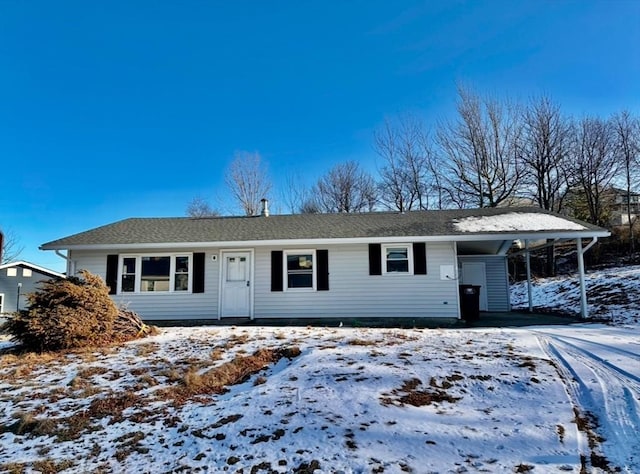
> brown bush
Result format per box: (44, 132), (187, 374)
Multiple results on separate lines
(2, 270), (155, 352)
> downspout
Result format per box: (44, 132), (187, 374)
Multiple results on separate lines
(577, 237), (599, 319)
(454, 241), (462, 320)
(525, 240), (533, 313)
(54, 250), (74, 276)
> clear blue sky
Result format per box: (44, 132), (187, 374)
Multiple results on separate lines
(1, 0), (639, 272)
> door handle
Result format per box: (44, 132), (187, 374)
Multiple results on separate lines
(246, 281), (250, 287)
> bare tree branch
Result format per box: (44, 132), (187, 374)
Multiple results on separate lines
(374, 114), (439, 211)
(314, 161), (377, 213)
(568, 116), (618, 227)
(437, 86), (524, 208)
(1, 228), (24, 264)
(225, 151), (273, 216)
(520, 95), (573, 212)
(186, 196), (219, 218)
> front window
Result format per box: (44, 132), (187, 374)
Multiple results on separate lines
(383, 244), (412, 274)
(120, 254), (191, 293)
(286, 251), (314, 289)
(141, 256), (170, 292)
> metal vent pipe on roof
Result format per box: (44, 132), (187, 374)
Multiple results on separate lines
(260, 198), (269, 217)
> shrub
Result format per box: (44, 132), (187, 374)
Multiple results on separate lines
(4, 270), (120, 352)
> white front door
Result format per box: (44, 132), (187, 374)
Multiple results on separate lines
(221, 252), (252, 317)
(462, 262), (488, 311)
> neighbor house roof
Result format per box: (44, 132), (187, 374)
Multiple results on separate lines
(0, 261), (65, 278)
(40, 208), (609, 251)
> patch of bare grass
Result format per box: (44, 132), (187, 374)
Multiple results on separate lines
(381, 377), (462, 407)
(347, 339), (377, 346)
(161, 345), (301, 404)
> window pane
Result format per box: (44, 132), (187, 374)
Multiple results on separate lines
(387, 260), (409, 273)
(175, 256), (189, 273)
(123, 258), (136, 275)
(122, 275), (135, 292)
(174, 274), (189, 291)
(386, 248), (408, 260)
(287, 254), (313, 271)
(288, 273), (313, 288)
(141, 256), (170, 292)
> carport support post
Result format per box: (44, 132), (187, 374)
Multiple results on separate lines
(577, 238), (588, 319)
(525, 240), (533, 313)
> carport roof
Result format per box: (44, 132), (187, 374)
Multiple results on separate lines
(40, 207), (609, 250)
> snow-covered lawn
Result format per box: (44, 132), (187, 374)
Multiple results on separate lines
(0, 266), (638, 473)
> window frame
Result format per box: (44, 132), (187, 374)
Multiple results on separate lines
(118, 253), (193, 294)
(283, 249), (316, 291)
(381, 243), (414, 275)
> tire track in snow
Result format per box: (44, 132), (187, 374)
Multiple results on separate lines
(535, 331), (640, 371)
(534, 331), (640, 473)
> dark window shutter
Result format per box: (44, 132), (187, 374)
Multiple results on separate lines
(106, 254), (118, 295)
(193, 252), (205, 293)
(317, 249), (329, 291)
(369, 244), (382, 276)
(413, 242), (427, 275)
(271, 250), (283, 291)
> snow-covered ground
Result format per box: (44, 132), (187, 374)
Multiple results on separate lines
(0, 266), (638, 473)
(511, 264), (640, 325)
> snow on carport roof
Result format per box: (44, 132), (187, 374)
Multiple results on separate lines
(453, 212), (587, 232)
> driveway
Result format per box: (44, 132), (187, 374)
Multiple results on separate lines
(524, 324), (640, 472)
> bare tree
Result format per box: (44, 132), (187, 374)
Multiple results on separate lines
(374, 114), (438, 211)
(569, 117), (618, 227)
(314, 161), (377, 213)
(520, 95), (573, 212)
(519, 95), (575, 276)
(186, 196), (219, 218)
(280, 171), (315, 214)
(437, 86), (524, 208)
(225, 151), (272, 216)
(612, 110), (640, 250)
(1, 228), (24, 264)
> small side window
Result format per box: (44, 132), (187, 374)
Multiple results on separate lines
(382, 244), (413, 275)
(285, 251), (315, 289)
(122, 257), (136, 292)
(22, 268), (32, 277)
(6, 268), (16, 277)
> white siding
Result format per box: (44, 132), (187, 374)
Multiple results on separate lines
(254, 242), (459, 319)
(70, 242), (461, 320)
(70, 248), (220, 320)
(458, 255), (510, 312)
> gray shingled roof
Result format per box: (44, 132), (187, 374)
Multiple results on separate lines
(40, 208), (607, 249)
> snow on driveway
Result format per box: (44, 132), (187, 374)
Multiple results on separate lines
(529, 324), (640, 472)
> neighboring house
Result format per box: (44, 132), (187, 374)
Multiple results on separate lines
(39, 206), (609, 322)
(0, 261), (65, 317)
(610, 187), (640, 227)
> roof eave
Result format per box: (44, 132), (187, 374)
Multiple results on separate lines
(39, 229), (610, 251)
